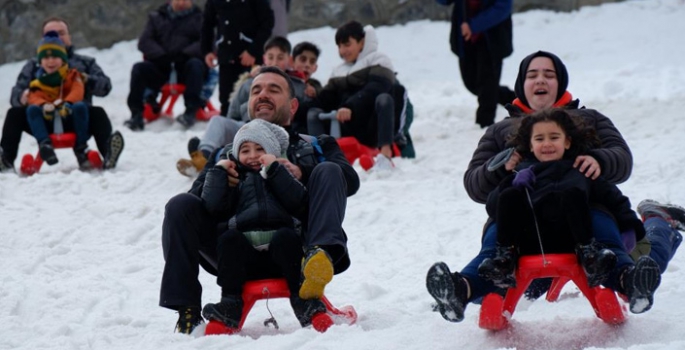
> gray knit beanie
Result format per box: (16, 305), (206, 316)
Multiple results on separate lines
(232, 119), (290, 158)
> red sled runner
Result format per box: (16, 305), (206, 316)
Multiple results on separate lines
(20, 132), (102, 175)
(205, 278), (357, 335)
(478, 253), (627, 331)
(143, 83), (220, 123)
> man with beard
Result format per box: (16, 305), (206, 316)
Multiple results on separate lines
(159, 66), (360, 334)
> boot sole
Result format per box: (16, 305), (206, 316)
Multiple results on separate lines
(426, 262), (465, 322)
(629, 257), (661, 314)
(104, 131), (124, 170)
(299, 250), (334, 300)
(201, 304), (240, 329)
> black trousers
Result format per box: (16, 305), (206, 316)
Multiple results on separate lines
(459, 39), (503, 128)
(217, 61), (250, 115)
(127, 58), (206, 114)
(1, 105), (112, 164)
(496, 187), (593, 255)
(306, 162), (351, 274)
(217, 228), (303, 297)
(159, 193), (221, 310)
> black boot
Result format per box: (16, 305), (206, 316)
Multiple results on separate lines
(124, 112), (144, 131)
(621, 256), (661, 314)
(175, 306), (203, 335)
(176, 107), (199, 128)
(289, 296), (327, 327)
(426, 262), (469, 323)
(39, 139), (58, 165)
(73, 144), (92, 170)
(103, 131), (125, 170)
(576, 240), (617, 287)
(478, 245), (518, 288)
(201, 295), (244, 328)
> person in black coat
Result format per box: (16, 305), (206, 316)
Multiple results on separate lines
(199, 119), (325, 329)
(160, 66), (359, 334)
(124, 0), (207, 131)
(1, 17), (123, 172)
(201, 0), (274, 116)
(479, 109), (649, 292)
(435, 0), (515, 128)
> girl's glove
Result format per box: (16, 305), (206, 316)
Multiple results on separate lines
(512, 166), (536, 191)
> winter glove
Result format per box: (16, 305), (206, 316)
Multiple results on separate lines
(42, 103), (55, 120)
(621, 229), (637, 252)
(59, 102), (73, 117)
(512, 166), (536, 191)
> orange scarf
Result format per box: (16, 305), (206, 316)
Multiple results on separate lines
(512, 91), (573, 114)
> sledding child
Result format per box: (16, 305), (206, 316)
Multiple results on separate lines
(478, 108), (661, 312)
(26, 30), (91, 168)
(201, 119), (327, 329)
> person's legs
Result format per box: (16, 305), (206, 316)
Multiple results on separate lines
(26, 105), (50, 143)
(88, 106), (113, 156)
(643, 218), (681, 273)
(180, 58), (207, 112)
(460, 222), (501, 300)
(70, 102), (90, 147)
(200, 116), (243, 156)
(160, 193), (220, 310)
(126, 61), (167, 130)
(218, 62), (249, 115)
(1, 106), (31, 165)
(590, 209), (635, 291)
(474, 43), (501, 128)
(374, 93), (395, 158)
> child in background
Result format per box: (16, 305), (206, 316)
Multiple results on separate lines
(290, 41), (321, 134)
(26, 30), (91, 169)
(201, 119), (327, 329)
(479, 108), (661, 313)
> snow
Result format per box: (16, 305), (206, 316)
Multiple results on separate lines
(2, 0), (685, 349)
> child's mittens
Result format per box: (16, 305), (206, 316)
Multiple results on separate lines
(42, 103), (55, 119)
(58, 102), (72, 117)
(512, 166), (536, 191)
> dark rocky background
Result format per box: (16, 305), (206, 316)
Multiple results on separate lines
(0, 0), (620, 64)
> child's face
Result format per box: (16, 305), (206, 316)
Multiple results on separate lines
(338, 38), (364, 63)
(263, 47), (291, 71)
(40, 56), (64, 74)
(530, 121), (570, 162)
(524, 57), (559, 111)
(293, 50), (318, 80)
(238, 141), (267, 170)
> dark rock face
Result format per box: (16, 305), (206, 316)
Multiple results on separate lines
(0, 0), (620, 64)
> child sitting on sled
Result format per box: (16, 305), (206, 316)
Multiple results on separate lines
(200, 119), (328, 329)
(26, 30), (92, 169)
(478, 108), (661, 313)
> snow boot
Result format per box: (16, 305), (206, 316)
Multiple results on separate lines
(202, 295), (244, 329)
(299, 247), (334, 300)
(124, 112), (144, 131)
(290, 296), (327, 327)
(621, 256), (661, 314)
(175, 305), (203, 335)
(638, 199), (685, 230)
(426, 262), (469, 323)
(103, 131), (124, 170)
(39, 139), (58, 165)
(576, 240), (617, 287)
(176, 108), (198, 128)
(477, 245), (518, 288)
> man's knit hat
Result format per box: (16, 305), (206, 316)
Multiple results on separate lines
(37, 30), (68, 62)
(232, 119), (290, 158)
(514, 51), (569, 109)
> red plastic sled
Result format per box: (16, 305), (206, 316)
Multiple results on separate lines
(336, 137), (400, 171)
(143, 83), (220, 122)
(478, 253), (627, 331)
(20, 133), (102, 176)
(205, 278), (357, 335)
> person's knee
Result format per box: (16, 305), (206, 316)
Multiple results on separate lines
(310, 162), (342, 181)
(72, 102), (88, 114)
(165, 193), (202, 217)
(375, 93), (394, 109)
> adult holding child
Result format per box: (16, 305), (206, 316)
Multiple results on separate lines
(160, 66), (359, 334)
(0, 17), (123, 172)
(425, 50), (684, 322)
(124, 0), (206, 130)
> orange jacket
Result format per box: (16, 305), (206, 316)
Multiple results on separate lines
(28, 67), (85, 106)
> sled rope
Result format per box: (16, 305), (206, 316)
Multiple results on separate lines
(262, 287), (279, 329)
(523, 185), (548, 266)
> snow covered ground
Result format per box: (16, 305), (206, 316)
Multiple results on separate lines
(1, 0), (685, 349)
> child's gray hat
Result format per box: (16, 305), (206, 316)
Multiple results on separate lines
(232, 119), (290, 158)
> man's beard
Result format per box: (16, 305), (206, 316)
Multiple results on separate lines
(250, 103), (290, 126)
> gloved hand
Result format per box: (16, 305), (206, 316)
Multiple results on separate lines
(59, 102), (73, 117)
(621, 229), (637, 252)
(512, 166), (536, 191)
(43, 103), (55, 119)
(80, 72), (89, 84)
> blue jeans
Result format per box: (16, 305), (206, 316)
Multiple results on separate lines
(27, 102), (90, 146)
(645, 217), (682, 273)
(460, 209), (634, 301)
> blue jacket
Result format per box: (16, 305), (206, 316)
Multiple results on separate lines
(437, 0), (513, 59)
